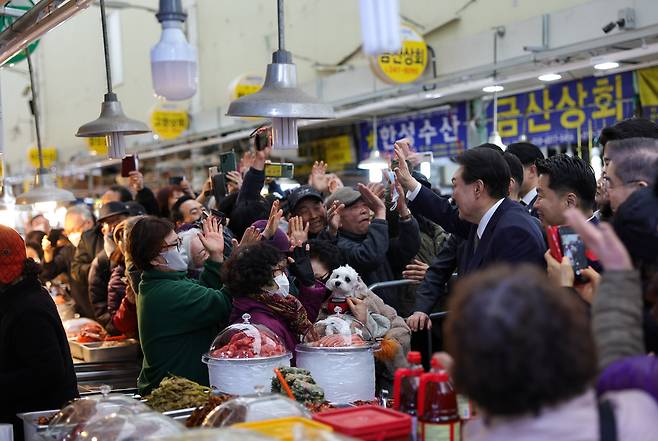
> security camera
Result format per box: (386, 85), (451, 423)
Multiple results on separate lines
(602, 21), (617, 33)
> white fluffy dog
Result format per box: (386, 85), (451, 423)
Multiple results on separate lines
(325, 264), (369, 299)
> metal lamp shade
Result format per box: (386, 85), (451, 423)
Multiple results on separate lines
(76, 94), (150, 137)
(16, 172), (75, 205)
(226, 62), (334, 119)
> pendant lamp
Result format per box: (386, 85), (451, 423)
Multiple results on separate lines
(226, 0), (334, 150)
(16, 50), (75, 207)
(76, 0), (150, 158)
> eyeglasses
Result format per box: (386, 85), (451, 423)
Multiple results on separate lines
(604, 177), (645, 190)
(162, 237), (182, 252)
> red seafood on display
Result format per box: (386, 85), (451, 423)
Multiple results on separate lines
(77, 323), (107, 343)
(312, 334), (367, 348)
(210, 330), (287, 358)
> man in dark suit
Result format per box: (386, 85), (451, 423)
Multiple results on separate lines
(394, 143), (545, 276)
(506, 142), (545, 217)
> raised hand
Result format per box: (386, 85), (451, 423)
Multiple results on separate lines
(309, 161), (330, 193)
(357, 183), (386, 219)
(366, 182), (386, 201)
(288, 216), (309, 244)
(327, 201), (344, 236)
(198, 216), (225, 262)
(393, 142), (420, 193)
(545, 251), (575, 288)
(128, 171), (144, 193)
(263, 200), (284, 239)
(231, 226), (262, 255)
(347, 297), (368, 324)
(406, 311), (431, 331)
(395, 180), (411, 218)
(226, 171), (243, 192)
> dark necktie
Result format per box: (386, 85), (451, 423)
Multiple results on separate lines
(473, 234), (480, 253)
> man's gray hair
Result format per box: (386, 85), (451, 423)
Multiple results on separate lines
(612, 150), (658, 186)
(66, 203), (93, 222)
(606, 137), (658, 162)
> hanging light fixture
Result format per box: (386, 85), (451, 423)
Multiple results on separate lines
(76, 0), (150, 158)
(151, 0), (198, 101)
(486, 29), (506, 150)
(16, 49), (75, 208)
(358, 0), (401, 56)
(358, 116), (388, 182)
(226, 0), (334, 150)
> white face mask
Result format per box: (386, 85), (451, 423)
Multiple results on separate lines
(159, 248), (189, 272)
(268, 274), (290, 297)
(103, 234), (116, 258)
(68, 231), (82, 248)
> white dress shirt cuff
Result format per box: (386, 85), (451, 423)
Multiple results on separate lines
(406, 183), (423, 202)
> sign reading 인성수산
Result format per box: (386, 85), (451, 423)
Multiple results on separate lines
(150, 104), (189, 140)
(357, 103), (468, 161)
(485, 71), (635, 147)
(371, 25), (428, 84)
(28, 146), (57, 168)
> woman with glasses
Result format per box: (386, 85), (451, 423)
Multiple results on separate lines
(127, 215), (231, 395)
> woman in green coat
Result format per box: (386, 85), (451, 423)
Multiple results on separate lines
(127, 216), (231, 395)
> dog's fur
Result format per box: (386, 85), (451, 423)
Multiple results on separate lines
(325, 264), (370, 299)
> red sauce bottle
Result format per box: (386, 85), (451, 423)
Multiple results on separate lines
(394, 351), (424, 440)
(418, 358), (461, 441)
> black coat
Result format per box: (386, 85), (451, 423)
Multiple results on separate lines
(0, 270), (78, 437)
(409, 187), (546, 274)
(71, 225), (103, 318)
(88, 251), (115, 334)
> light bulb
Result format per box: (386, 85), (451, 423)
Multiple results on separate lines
(34, 201), (58, 214)
(368, 168), (383, 183)
(0, 208), (16, 228)
(359, 0), (401, 56)
(271, 117), (299, 150)
(591, 147), (603, 180)
(151, 21), (198, 101)
(106, 132), (126, 159)
(420, 161), (431, 179)
(538, 73), (562, 82)
(483, 85), (504, 93)
(488, 132), (506, 149)
(593, 61), (619, 70)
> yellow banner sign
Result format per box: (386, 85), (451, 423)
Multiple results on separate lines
(298, 135), (354, 172)
(150, 106), (189, 140)
(28, 146), (57, 169)
(87, 136), (108, 155)
(228, 74), (264, 101)
(371, 25), (428, 84)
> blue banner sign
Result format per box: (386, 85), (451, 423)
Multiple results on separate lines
(486, 71), (635, 147)
(358, 103), (468, 159)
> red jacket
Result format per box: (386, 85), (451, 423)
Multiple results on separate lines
(112, 290), (138, 338)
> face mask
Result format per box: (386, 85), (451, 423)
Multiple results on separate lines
(103, 234), (116, 258)
(159, 248), (189, 272)
(268, 274), (290, 297)
(68, 232), (82, 248)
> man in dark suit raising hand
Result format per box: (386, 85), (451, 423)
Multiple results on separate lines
(394, 142), (545, 276)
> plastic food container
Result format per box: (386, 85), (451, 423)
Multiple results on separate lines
(313, 405), (412, 441)
(43, 388), (153, 441)
(68, 339), (139, 362)
(295, 313), (377, 404)
(71, 410), (183, 440)
(234, 417), (333, 441)
(202, 314), (291, 395)
(202, 391), (310, 428)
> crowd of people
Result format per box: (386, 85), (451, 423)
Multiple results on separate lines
(1, 118), (658, 440)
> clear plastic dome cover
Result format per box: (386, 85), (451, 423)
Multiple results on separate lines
(44, 389), (152, 440)
(301, 312), (374, 348)
(71, 411), (182, 441)
(202, 393), (309, 428)
(207, 314), (289, 359)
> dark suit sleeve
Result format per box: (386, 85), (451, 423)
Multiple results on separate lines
(413, 234), (459, 314)
(136, 187), (160, 216)
(340, 220), (390, 272)
(40, 246), (73, 281)
(492, 225), (546, 266)
(237, 167), (265, 204)
(71, 237), (94, 284)
(388, 217), (421, 272)
(408, 186), (472, 239)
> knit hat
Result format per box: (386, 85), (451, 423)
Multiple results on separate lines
(251, 220), (290, 253)
(0, 225), (26, 284)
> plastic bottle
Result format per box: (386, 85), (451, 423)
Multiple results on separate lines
(393, 351), (424, 441)
(418, 358), (461, 441)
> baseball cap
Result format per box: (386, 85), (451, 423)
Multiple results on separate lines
(324, 187), (362, 208)
(97, 201), (129, 223)
(0, 225), (27, 284)
(287, 185), (323, 213)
